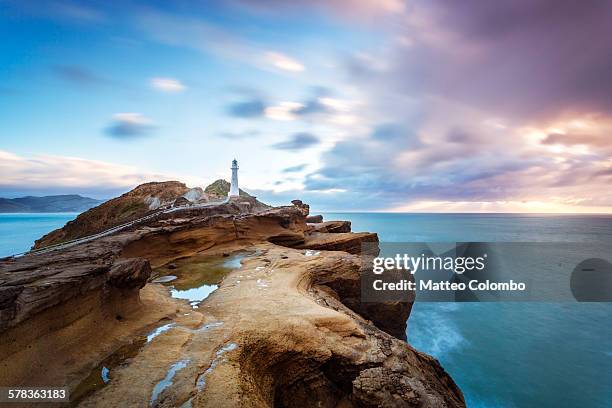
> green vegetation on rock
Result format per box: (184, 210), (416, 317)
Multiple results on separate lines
(204, 179), (251, 197)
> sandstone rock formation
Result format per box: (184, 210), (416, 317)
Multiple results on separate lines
(310, 220), (352, 233)
(33, 180), (269, 250)
(32, 180), (270, 249)
(297, 231), (378, 255)
(33, 181), (191, 248)
(291, 199), (310, 216)
(1, 198), (464, 407)
(172, 196), (192, 207)
(306, 214), (324, 223)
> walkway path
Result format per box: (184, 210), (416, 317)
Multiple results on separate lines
(11, 198), (230, 258)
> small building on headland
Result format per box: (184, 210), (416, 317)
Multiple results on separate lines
(226, 159), (266, 213)
(229, 159), (240, 199)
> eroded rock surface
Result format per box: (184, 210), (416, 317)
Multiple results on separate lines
(297, 231), (378, 255)
(309, 220), (352, 233)
(32, 180), (270, 250)
(0, 199), (464, 407)
(306, 214), (324, 223)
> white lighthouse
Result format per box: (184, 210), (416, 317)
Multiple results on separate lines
(229, 159), (239, 198)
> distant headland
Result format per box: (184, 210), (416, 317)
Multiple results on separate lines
(0, 195), (103, 213)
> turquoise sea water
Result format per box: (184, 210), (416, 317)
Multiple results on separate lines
(323, 213), (612, 408)
(1, 212), (610, 406)
(0, 213), (77, 257)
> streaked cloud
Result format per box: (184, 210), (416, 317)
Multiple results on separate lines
(136, 11), (305, 75)
(282, 164), (308, 173)
(234, 0), (406, 21)
(150, 77), (186, 93)
(6, 1), (106, 24)
(347, 0), (612, 121)
(105, 113), (155, 139)
(218, 129), (261, 139)
(287, 0), (612, 211)
(265, 52), (305, 72)
(538, 115), (612, 151)
(291, 98), (330, 116)
(54, 65), (108, 86)
(264, 102), (301, 121)
(387, 200), (612, 214)
(53, 1), (105, 23)
(227, 99), (266, 118)
(301, 113), (612, 211)
(0, 150), (169, 198)
(4, 1), (612, 213)
(272, 132), (320, 151)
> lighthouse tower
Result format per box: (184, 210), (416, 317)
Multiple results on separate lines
(229, 159), (239, 198)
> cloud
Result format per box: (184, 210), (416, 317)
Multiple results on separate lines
(282, 164), (308, 173)
(263, 93), (355, 122)
(226, 99), (266, 118)
(288, 0), (612, 211)
(232, 0), (406, 21)
(264, 102), (302, 121)
(265, 52), (305, 72)
(299, 111), (612, 211)
(346, 0), (612, 121)
(288, 88), (342, 117)
(54, 65), (108, 86)
(8, 1), (612, 212)
(136, 11), (305, 75)
(272, 132), (320, 151)
(54, 2), (105, 23)
(150, 77), (186, 93)
(6, 1), (106, 24)
(542, 132), (608, 149)
(291, 98), (330, 116)
(0, 150), (171, 199)
(370, 123), (420, 145)
(218, 130), (261, 139)
(105, 113), (155, 139)
(535, 115), (612, 156)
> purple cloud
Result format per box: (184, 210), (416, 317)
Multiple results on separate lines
(349, 0), (612, 121)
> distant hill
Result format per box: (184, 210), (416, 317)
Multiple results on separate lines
(0, 195), (103, 213)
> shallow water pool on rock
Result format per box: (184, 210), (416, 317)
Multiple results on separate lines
(152, 251), (252, 307)
(71, 252), (251, 405)
(70, 326), (153, 406)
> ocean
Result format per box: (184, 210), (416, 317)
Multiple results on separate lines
(0, 213), (77, 256)
(1, 212), (611, 407)
(323, 213), (612, 408)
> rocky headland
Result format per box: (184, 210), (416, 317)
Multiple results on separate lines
(0, 183), (464, 407)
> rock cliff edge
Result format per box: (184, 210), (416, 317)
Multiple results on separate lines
(0, 192), (464, 407)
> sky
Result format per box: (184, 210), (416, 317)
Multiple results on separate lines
(1, 0), (611, 212)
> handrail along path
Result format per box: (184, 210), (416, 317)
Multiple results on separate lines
(10, 198), (230, 258)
